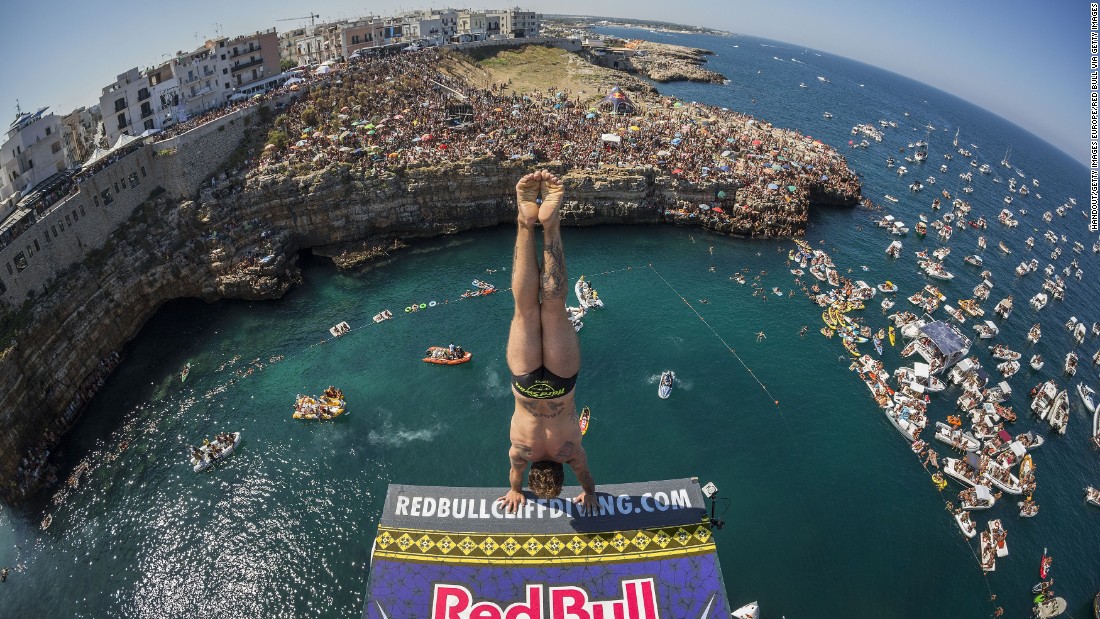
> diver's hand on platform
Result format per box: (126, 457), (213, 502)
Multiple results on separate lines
(498, 489), (526, 514)
(573, 491), (598, 516)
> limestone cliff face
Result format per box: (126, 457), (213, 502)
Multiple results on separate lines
(0, 157), (855, 504)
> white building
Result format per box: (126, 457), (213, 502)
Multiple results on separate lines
(486, 8), (540, 37)
(98, 64), (181, 148)
(169, 30), (281, 119)
(0, 107), (69, 219)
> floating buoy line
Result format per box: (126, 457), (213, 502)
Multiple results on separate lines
(646, 263), (782, 411)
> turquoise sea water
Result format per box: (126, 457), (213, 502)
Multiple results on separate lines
(1, 31), (1097, 618)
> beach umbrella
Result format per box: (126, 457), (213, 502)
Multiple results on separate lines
(672, 168), (683, 174)
(713, 207), (724, 213)
(366, 129), (376, 135)
(295, 140), (308, 147)
(752, 139), (762, 146)
(264, 143), (276, 151)
(699, 204), (711, 210)
(585, 113), (596, 119)
(629, 125), (640, 131)
(422, 134), (433, 141)
(341, 106), (350, 113)
(717, 190), (727, 198)
(767, 183), (779, 190)
(788, 185), (797, 192)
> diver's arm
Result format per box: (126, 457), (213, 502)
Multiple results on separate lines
(498, 446), (528, 513)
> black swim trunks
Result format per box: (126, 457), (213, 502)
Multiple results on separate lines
(512, 366), (578, 399)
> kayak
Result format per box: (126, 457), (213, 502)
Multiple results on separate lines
(423, 347), (472, 365)
(579, 406), (591, 435)
(1039, 547), (1052, 579)
(888, 326), (896, 346)
(180, 362), (191, 383)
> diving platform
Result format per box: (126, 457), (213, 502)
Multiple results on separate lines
(363, 478), (732, 618)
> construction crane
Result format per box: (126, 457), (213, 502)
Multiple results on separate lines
(277, 13), (320, 26)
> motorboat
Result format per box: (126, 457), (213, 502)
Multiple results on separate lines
(1033, 596), (1067, 618)
(1031, 380), (1059, 419)
(895, 362), (946, 391)
(658, 371), (675, 399)
(1018, 498), (1039, 518)
(732, 601), (760, 619)
(943, 457), (983, 488)
(1029, 293), (1048, 311)
(1030, 354), (1044, 370)
(1026, 323), (1042, 344)
(885, 240), (902, 258)
(878, 280), (898, 293)
(996, 360), (1020, 378)
(964, 255), (983, 267)
(954, 509), (977, 538)
(988, 519), (1008, 557)
(989, 344), (1021, 361)
(993, 297), (1012, 319)
(372, 310), (394, 323)
(329, 321), (351, 337)
(575, 276), (604, 310)
(983, 459), (1023, 495)
(934, 421), (981, 452)
(1078, 383), (1099, 415)
(1047, 389), (1070, 434)
(974, 320), (999, 339)
(1088, 486), (1100, 508)
(959, 485), (995, 511)
(1065, 352), (1078, 377)
(979, 531), (996, 572)
(190, 432), (241, 472)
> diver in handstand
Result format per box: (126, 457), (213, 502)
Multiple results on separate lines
(497, 170), (598, 515)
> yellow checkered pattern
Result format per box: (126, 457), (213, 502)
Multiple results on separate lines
(372, 524), (715, 565)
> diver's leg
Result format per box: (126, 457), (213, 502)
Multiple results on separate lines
(506, 173), (543, 375)
(536, 172), (581, 378)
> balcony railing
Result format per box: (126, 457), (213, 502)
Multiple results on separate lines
(230, 58), (264, 73)
(230, 44), (261, 58)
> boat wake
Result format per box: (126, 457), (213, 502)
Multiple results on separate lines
(647, 373), (692, 390)
(368, 424), (445, 447)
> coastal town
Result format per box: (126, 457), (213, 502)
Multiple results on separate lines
(0, 8), (862, 510)
(1, 5), (1097, 618)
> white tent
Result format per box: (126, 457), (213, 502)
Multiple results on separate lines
(974, 485), (993, 501)
(1007, 441), (1026, 458)
(600, 133), (621, 145)
(314, 64), (332, 75)
(913, 362), (931, 379)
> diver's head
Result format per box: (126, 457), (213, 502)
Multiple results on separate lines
(528, 461), (564, 499)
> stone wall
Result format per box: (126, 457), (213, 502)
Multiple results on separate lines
(153, 105), (260, 199)
(0, 147), (158, 305)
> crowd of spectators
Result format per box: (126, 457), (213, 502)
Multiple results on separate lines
(249, 48), (860, 226)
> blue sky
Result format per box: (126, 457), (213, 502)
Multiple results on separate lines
(0, 0), (1084, 164)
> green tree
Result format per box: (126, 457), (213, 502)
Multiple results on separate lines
(280, 58), (298, 72)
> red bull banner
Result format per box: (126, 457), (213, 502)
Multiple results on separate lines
(363, 479), (731, 618)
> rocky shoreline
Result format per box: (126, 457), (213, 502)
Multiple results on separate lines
(0, 47), (858, 506)
(625, 40), (726, 84)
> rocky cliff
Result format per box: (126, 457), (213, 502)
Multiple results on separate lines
(0, 156), (856, 504)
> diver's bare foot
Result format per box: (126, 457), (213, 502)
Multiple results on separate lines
(516, 173), (541, 227)
(537, 171), (565, 227)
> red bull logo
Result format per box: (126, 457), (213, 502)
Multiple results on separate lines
(432, 578), (659, 619)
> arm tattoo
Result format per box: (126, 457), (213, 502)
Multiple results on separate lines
(541, 237), (566, 299)
(574, 466), (596, 493)
(555, 441), (575, 459)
